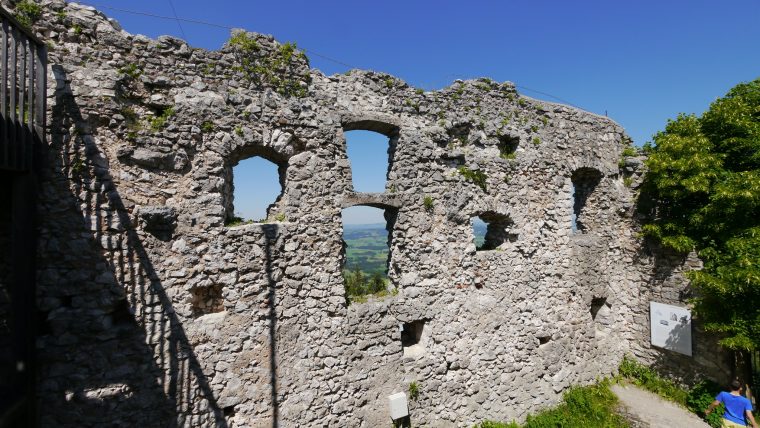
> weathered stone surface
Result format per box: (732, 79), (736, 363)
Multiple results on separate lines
(9, 0), (730, 427)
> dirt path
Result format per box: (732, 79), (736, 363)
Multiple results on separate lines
(612, 383), (712, 428)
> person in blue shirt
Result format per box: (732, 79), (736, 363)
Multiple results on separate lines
(705, 380), (758, 428)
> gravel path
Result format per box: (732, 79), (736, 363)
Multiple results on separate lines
(612, 383), (712, 428)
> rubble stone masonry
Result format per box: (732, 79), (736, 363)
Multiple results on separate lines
(8, 1), (732, 426)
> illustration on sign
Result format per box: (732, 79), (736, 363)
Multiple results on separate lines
(650, 302), (692, 356)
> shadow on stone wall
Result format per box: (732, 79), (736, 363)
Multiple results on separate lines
(37, 65), (229, 427)
(263, 224), (280, 425)
(635, 238), (733, 386)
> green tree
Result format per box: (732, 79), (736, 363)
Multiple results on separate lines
(343, 265), (390, 304)
(343, 265), (365, 297)
(640, 77), (760, 351)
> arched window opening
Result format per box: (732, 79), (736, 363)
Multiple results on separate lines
(344, 129), (392, 193)
(571, 168), (602, 233)
(472, 212), (516, 251)
(341, 205), (397, 304)
(226, 156), (284, 225)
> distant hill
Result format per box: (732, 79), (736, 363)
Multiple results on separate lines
(473, 221), (486, 247)
(343, 223), (486, 275)
(343, 222), (385, 228)
(343, 224), (388, 274)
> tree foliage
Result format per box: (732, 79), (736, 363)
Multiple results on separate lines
(640, 77), (760, 350)
(343, 266), (388, 303)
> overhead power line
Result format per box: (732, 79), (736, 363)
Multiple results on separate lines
(79, 2), (232, 29)
(79, 2), (359, 68)
(514, 85), (582, 110)
(166, 0), (186, 41)
(77, 1), (590, 112)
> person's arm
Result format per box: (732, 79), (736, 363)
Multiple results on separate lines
(706, 399), (721, 416)
(745, 409), (758, 428)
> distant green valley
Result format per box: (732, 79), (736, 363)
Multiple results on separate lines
(343, 224), (388, 274)
(342, 222), (487, 277)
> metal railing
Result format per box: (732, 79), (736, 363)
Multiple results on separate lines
(0, 6), (46, 172)
(0, 5), (45, 427)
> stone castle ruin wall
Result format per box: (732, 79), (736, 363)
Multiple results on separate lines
(13, 1), (732, 426)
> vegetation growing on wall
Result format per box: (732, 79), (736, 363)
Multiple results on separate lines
(228, 31), (310, 97)
(618, 356), (723, 427)
(423, 196), (434, 211)
(408, 381), (420, 400)
(149, 106), (175, 131)
(639, 77), (760, 351)
(474, 357), (726, 428)
(458, 166), (488, 192)
(474, 379), (628, 428)
(498, 135), (519, 160)
(14, 0), (41, 29)
(118, 63), (142, 80)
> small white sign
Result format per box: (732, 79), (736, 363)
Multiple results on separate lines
(388, 392), (409, 420)
(650, 301), (692, 356)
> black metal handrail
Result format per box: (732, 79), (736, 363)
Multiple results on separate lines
(0, 5), (46, 172)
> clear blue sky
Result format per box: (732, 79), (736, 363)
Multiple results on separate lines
(83, 0), (760, 223)
(234, 131), (388, 222)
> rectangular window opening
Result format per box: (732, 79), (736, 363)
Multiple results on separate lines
(190, 285), (224, 316)
(341, 205), (397, 304)
(401, 320), (427, 358)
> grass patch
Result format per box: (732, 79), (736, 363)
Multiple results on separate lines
(621, 146), (637, 157)
(618, 356), (687, 402)
(617, 356), (723, 427)
(225, 216), (254, 227)
(423, 196), (434, 211)
(150, 107), (175, 131)
(118, 63), (142, 80)
(457, 166), (488, 192)
(201, 120), (214, 133)
(475, 422), (518, 428)
(475, 379), (628, 428)
(14, 0), (41, 29)
(408, 381), (420, 401)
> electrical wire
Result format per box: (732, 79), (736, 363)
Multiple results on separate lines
(79, 2), (358, 68)
(166, 0), (187, 41)
(514, 85), (581, 110)
(76, 1), (590, 111)
(79, 2), (232, 29)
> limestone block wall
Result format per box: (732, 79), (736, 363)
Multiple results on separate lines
(15, 1), (730, 426)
